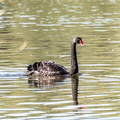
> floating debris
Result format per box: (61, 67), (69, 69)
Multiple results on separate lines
(19, 41), (28, 51)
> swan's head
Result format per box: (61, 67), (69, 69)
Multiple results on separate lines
(73, 37), (85, 46)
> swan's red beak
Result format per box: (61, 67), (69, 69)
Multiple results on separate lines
(79, 40), (85, 46)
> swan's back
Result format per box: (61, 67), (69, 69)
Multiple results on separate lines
(26, 61), (68, 76)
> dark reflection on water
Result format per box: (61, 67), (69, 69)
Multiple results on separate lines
(71, 75), (79, 105)
(28, 75), (67, 87)
(27, 74), (79, 105)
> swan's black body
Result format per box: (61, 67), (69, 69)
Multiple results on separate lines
(26, 61), (68, 76)
(25, 37), (85, 76)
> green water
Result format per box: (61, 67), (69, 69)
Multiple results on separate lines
(0, 0), (120, 119)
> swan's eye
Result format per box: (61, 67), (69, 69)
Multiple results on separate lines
(76, 39), (80, 43)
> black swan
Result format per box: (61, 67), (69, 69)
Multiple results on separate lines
(25, 37), (85, 76)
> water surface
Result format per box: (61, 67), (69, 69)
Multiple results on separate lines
(0, 0), (120, 119)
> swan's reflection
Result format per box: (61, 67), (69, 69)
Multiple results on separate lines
(71, 75), (79, 105)
(28, 75), (67, 87)
(27, 74), (80, 106)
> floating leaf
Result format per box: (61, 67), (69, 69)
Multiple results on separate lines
(19, 41), (28, 51)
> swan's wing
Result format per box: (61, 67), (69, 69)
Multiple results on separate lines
(27, 61), (68, 76)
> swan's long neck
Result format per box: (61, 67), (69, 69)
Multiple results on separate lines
(70, 42), (78, 74)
